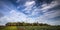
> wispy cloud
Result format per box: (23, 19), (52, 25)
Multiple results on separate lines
(41, 0), (58, 12)
(0, 0), (60, 25)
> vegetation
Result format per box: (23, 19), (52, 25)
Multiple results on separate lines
(0, 26), (60, 30)
(6, 22), (50, 26)
(0, 22), (60, 30)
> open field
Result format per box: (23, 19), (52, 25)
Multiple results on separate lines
(0, 26), (60, 30)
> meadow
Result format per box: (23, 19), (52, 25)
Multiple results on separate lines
(0, 26), (60, 30)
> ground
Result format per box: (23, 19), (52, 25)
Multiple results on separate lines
(0, 26), (60, 30)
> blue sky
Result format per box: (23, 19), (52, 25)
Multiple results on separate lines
(0, 0), (60, 25)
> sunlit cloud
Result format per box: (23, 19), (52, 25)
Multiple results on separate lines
(0, 0), (60, 25)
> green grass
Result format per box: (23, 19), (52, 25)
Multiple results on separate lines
(0, 26), (17, 30)
(19, 26), (60, 30)
(0, 26), (60, 30)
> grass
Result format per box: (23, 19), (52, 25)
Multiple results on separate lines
(0, 26), (60, 30)
(0, 26), (17, 30)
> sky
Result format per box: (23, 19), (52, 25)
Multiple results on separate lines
(0, 0), (60, 25)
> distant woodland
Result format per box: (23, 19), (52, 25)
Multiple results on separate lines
(6, 22), (50, 26)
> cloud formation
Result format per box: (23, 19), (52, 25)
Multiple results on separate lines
(0, 0), (60, 25)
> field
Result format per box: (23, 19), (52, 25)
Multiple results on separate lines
(0, 26), (60, 30)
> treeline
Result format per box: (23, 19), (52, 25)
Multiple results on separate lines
(6, 22), (50, 26)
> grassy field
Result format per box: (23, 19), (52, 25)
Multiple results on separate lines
(0, 26), (60, 30)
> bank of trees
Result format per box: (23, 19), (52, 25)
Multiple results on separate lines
(6, 22), (50, 26)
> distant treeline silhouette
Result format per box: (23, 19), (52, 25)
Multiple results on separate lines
(6, 22), (50, 26)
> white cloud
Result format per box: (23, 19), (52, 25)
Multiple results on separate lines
(0, 0), (60, 25)
(0, 10), (60, 25)
(22, 1), (35, 14)
(0, 16), (8, 25)
(47, 20), (60, 25)
(22, 0), (59, 17)
(0, 10), (36, 25)
(24, 1), (35, 11)
(24, 1), (35, 6)
(41, 1), (58, 12)
(9, 10), (37, 23)
(9, 10), (28, 22)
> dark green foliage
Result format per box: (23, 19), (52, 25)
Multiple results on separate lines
(6, 22), (50, 26)
(0, 22), (59, 30)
